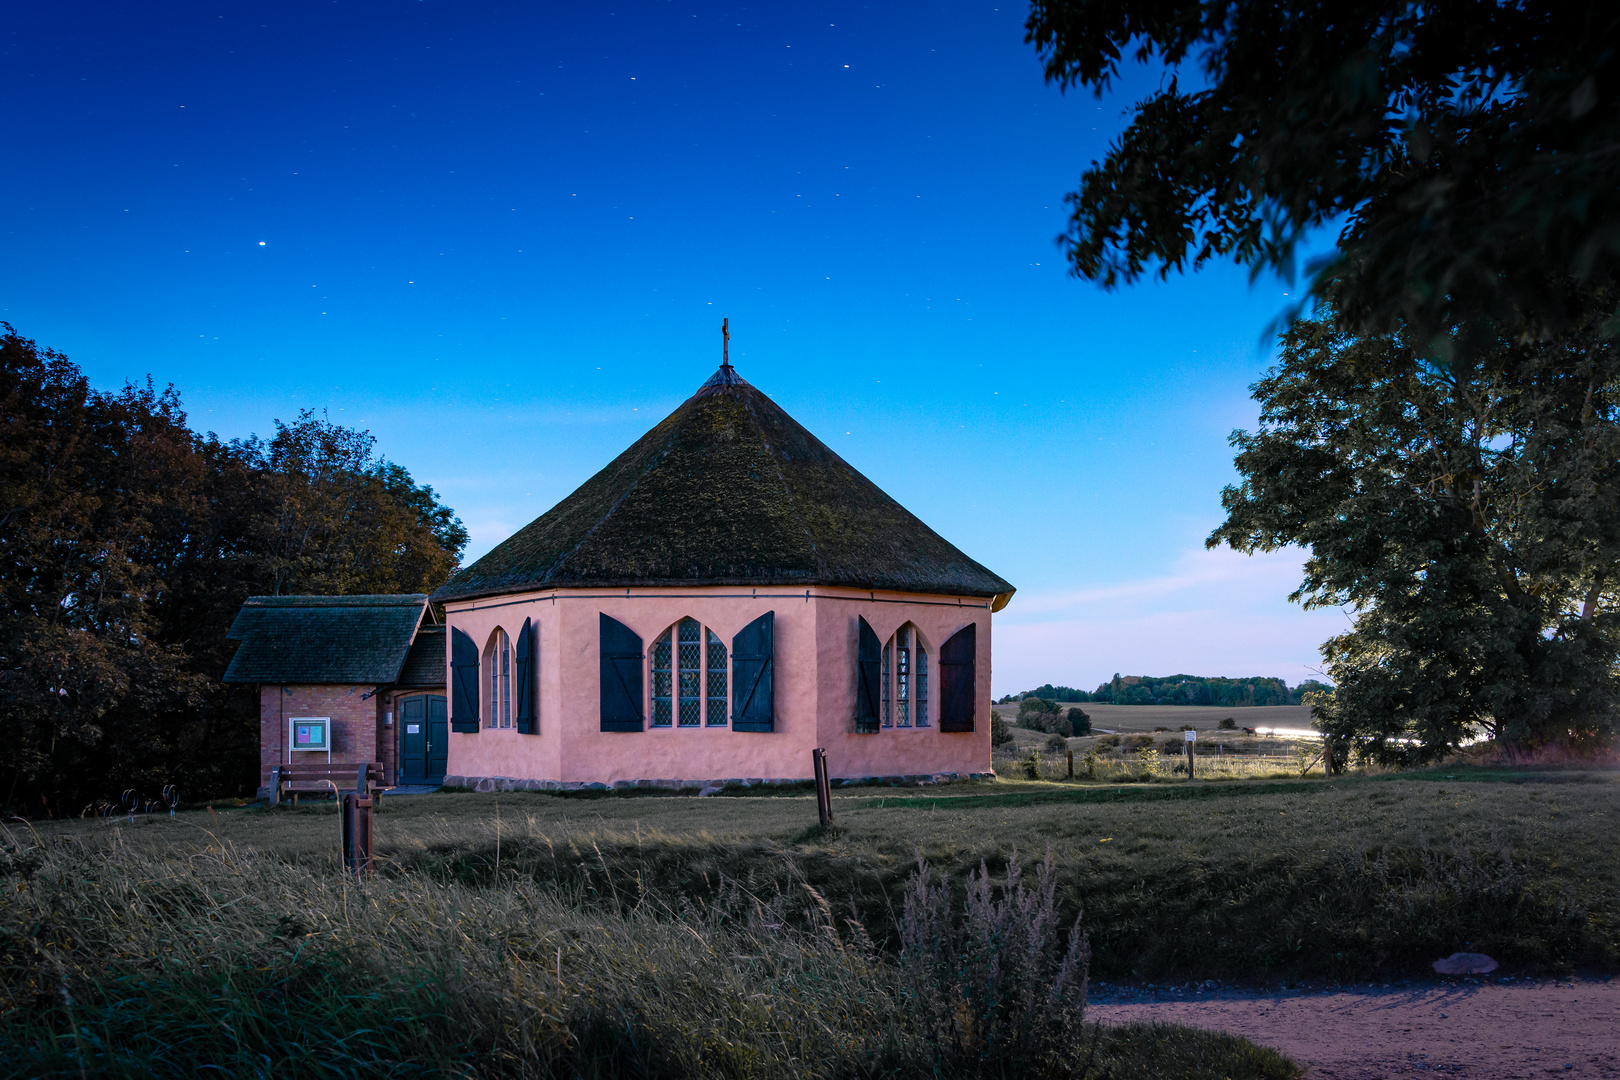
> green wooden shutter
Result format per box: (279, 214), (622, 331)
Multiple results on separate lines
(855, 617), (880, 733)
(599, 614), (644, 732)
(938, 623), (976, 733)
(450, 627), (480, 733)
(514, 617), (536, 734)
(731, 611), (775, 732)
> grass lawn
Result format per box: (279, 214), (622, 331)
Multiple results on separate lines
(4, 766), (1615, 1077)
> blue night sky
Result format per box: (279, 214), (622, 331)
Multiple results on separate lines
(2, 1), (1345, 695)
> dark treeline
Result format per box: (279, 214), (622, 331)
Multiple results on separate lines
(0, 326), (467, 815)
(1010, 676), (1331, 707)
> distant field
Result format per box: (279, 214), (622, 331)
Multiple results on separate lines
(991, 701), (1316, 733)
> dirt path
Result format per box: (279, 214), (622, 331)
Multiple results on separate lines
(1089, 979), (1619, 1078)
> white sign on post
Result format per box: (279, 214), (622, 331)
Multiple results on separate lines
(1184, 729), (1197, 742)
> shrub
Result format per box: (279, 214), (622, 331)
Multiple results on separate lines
(1018, 697), (1060, 723)
(1022, 750), (1043, 779)
(1019, 699), (1073, 738)
(1219, 717), (1237, 730)
(1044, 733), (1069, 753)
(899, 851), (1089, 1076)
(1067, 707), (1092, 735)
(990, 713), (1015, 748)
(1137, 747), (1162, 777)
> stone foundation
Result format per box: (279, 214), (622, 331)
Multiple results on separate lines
(441, 771), (993, 794)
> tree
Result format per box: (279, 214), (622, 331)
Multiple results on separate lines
(1208, 310), (1620, 760)
(1067, 706), (1092, 735)
(240, 410), (467, 597)
(991, 712), (1017, 747)
(1025, 1), (1620, 345)
(1024, 682), (1092, 702)
(0, 326), (467, 813)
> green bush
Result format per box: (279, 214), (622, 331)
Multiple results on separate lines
(990, 713), (1016, 748)
(1019, 698), (1073, 738)
(1068, 707), (1092, 735)
(1045, 733), (1070, 753)
(1219, 717), (1237, 730)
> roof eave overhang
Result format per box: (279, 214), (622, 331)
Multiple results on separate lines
(434, 576), (1013, 606)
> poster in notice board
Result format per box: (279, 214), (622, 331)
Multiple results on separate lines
(291, 717), (330, 752)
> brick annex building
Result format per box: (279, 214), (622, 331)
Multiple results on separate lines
(229, 361), (1014, 793)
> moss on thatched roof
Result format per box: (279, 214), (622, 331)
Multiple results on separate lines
(395, 624), (445, 688)
(223, 594), (428, 684)
(433, 366), (1014, 604)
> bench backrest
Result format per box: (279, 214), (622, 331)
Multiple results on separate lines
(268, 762), (383, 805)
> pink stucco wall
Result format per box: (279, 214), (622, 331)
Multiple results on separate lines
(443, 586), (993, 784)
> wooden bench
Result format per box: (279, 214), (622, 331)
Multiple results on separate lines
(268, 762), (383, 807)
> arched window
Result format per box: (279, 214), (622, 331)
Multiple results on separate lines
(651, 627), (673, 727)
(877, 623), (929, 730)
(881, 638), (892, 727)
(678, 617), (702, 726)
(650, 617), (730, 728)
(896, 625), (912, 727)
(915, 634), (930, 728)
(485, 628), (511, 729)
(706, 628), (727, 725)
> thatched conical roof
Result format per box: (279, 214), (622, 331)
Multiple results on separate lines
(432, 366), (1014, 604)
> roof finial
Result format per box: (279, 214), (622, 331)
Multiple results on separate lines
(721, 318), (732, 371)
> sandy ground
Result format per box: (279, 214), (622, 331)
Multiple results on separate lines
(1089, 979), (1620, 1078)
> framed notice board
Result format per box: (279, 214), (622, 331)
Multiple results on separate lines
(290, 717), (331, 761)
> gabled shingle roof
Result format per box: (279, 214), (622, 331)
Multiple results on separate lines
(223, 595), (428, 684)
(395, 624), (446, 688)
(432, 366), (1015, 605)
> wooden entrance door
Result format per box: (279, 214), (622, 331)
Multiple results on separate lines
(425, 694), (447, 782)
(399, 695), (448, 785)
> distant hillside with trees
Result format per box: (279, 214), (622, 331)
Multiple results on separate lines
(1006, 676), (1331, 707)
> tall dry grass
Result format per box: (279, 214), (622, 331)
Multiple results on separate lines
(0, 822), (1297, 1080)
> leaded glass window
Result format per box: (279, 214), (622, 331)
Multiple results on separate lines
(487, 628), (511, 729)
(678, 617), (702, 726)
(651, 628), (673, 727)
(896, 626), (911, 727)
(706, 629), (728, 726)
(915, 641), (929, 727)
(881, 640), (892, 727)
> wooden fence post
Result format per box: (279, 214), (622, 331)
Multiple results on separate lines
(812, 748), (833, 827)
(342, 790), (373, 876)
(1067, 750), (1074, 778)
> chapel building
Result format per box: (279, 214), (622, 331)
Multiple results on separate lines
(430, 361), (1014, 790)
